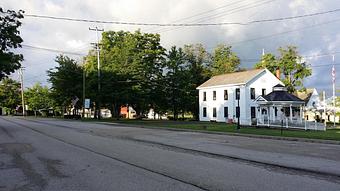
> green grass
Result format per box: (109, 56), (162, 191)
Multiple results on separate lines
(83, 118), (340, 142)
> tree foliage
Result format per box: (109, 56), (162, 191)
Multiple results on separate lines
(255, 46), (312, 93)
(85, 30), (165, 118)
(0, 8), (24, 80)
(25, 83), (54, 116)
(0, 78), (21, 113)
(47, 55), (83, 112)
(183, 44), (211, 119)
(210, 44), (240, 75)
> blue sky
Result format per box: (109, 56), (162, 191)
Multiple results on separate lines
(3, 0), (340, 97)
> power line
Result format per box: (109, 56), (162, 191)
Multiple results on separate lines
(152, 0), (276, 33)
(22, 44), (86, 56)
(203, 17), (340, 49)
(146, 0), (252, 33)
(24, 7), (340, 27)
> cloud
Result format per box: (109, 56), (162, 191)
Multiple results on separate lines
(3, 0), (340, 96)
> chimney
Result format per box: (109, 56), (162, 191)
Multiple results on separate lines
(276, 69), (280, 79)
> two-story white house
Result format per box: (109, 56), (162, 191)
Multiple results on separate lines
(197, 68), (283, 125)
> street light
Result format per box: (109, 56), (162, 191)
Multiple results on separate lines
(236, 89), (240, 130)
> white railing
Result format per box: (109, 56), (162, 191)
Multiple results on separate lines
(256, 118), (326, 131)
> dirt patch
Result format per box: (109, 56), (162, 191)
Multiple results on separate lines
(0, 143), (47, 191)
(0, 143), (33, 155)
(38, 157), (68, 178)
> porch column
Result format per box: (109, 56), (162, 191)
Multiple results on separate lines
(273, 106), (276, 122)
(256, 107), (260, 125)
(289, 104), (293, 122)
(267, 106), (270, 126)
(300, 105), (303, 123)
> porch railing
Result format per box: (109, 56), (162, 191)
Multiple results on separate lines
(256, 118), (326, 131)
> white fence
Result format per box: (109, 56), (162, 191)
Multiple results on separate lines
(256, 118), (326, 131)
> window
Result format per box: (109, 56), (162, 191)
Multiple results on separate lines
(203, 92), (206, 101)
(251, 107), (256, 118)
(236, 88), (240, 100)
(236, 106), (240, 118)
(213, 91), (216, 100)
(213, 107), (217, 118)
(224, 90), (228, 100)
(203, 107), (207, 117)
(262, 88), (266, 96)
(224, 107), (228, 118)
(250, 88), (255, 99)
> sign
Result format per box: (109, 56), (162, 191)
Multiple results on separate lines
(84, 99), (90, 109)
(71, 96), (79, 106)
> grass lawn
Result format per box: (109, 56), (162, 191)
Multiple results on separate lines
(84, 118), (340, 142)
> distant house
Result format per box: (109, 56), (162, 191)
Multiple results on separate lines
(295, 88), (322, 121)
(147, 108), (167, 120)
(120, 106), (137, 119)
(196, 68), (282, 125)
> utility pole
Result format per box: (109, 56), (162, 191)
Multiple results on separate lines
(82, 58), (86, 118)
(332, 55), (336, 127)
(89, 26), (104, 119)
(18, 67), (25, 116)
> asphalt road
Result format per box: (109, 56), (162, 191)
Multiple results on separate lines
(1, 116), (340, 191)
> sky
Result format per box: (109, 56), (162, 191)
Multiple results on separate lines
(2, 0), (340, 97)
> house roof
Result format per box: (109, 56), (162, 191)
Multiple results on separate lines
(262, 85), (304, 102)
(294, 89), (314, 104)
(197, 68), (265, 88)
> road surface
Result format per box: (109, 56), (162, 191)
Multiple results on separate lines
(1, 116), (340, 191)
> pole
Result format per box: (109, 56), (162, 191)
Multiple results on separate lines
(89, 27), (104, 120)
(82, 59), (86, 118)
(332, 55), (336, 127)
(237, 98), (240, 130)
(19, 67), (25, 116)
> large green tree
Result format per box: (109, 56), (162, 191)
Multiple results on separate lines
(210, 44), (240, 75)
(85, 30), (165, 118)
(0, 8), (24, 80)
(183, 44), (211, 119)
(48, 55), (83, 114)
(0, 78), (21, 114)
(163, 46), (190, 120)
(25, 83), (54, 117)
(255, 46), (312, 93)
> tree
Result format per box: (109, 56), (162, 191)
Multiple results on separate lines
(254, 53), (277, 72)
(183, 44), (211, 119)
(210, 44), (240, 75)
(0, 8), (24, 80)
(0, 78), (21, 114)
(255, 46), (312, 93)
(85, 30), (165, 118)
(25, 83), (54, 117)
(164, 46), (189, 120)
(48, 55), (83, 114)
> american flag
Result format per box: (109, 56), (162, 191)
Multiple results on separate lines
(332, 65), (336, 84)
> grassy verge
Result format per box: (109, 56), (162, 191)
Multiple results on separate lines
(83, 118), (340, 141)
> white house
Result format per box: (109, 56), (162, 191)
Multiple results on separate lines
(196, 68), (283, 125)
(295, 88), (322, 121)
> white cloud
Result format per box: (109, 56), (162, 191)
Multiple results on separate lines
(3, 0), (340, 95)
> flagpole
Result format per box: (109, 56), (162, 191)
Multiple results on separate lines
(333, 55), (336, 128)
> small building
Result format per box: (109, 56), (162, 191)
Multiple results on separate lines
(295, 88), (322, 121)
(120, 106), (137, 119)
(147, 108), (167, 120)
(255, 84), (305, 126)
(255, 85), (325, 130)
(197, 68), (282, 125)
